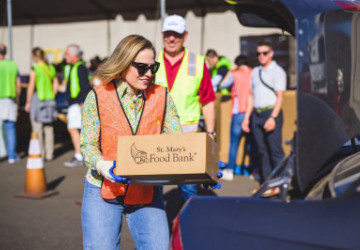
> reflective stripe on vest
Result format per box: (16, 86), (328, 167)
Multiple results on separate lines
(0, 60), (18, 98)
(93, 82), (167, 205)
(33, 62), (56, 101)
(65, 61), (84, 99)
(155, 48), (204, 126)
(231, 66), (252, 114)
(63, 64), (71, 82)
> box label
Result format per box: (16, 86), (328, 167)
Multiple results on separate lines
(131, 143), (198, 165)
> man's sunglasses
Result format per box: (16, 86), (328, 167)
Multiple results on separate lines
(131, 61), (160, 75)
(256, 51), (271, 56)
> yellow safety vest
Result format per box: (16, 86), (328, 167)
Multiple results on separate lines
(0, 60), (18, 98)
(156, 48), (204, 126)
(64, 61), (87, 99)
(33, 62), (56, 101)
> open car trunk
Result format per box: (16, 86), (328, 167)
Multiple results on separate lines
(172, 1), (360, 248)
(234, 0), (360, 191)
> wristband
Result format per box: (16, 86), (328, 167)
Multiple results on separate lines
(207, 131), (217, 137)
(270, 116), (278, 122)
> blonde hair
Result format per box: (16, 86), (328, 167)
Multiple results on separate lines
(32, 47), (49, 65)
(96, 35), (156, 84)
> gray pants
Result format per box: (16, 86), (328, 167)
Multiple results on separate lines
(30, 116), (54, 161)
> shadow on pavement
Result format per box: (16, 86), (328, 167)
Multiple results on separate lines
(53, 140), (73, 160)
(47, 175), (66, 190)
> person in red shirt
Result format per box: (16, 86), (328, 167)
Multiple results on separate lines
(155, 14), (216, 202)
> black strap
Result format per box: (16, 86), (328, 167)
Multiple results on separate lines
(259, 69), (276, 96)
(38, 63), (53, 81)
(160, 88), (168, 134)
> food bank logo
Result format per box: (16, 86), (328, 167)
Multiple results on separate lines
(131, 143), (197, 164)
(131, 143), (147, 164)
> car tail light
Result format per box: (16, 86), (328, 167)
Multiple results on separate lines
(334, 0), (360, 10)
(171, 215), (184, 250)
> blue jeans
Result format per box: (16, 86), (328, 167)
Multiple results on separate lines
(251, 110), (284, 183)
(227, 113), (245, 171)
(4, 120), (17, 159)
(81, 180), (169, 250)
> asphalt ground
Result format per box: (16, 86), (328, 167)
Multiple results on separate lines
(0, 141), (258, 250)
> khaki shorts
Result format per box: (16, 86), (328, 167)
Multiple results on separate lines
(67, 104), (82, 129)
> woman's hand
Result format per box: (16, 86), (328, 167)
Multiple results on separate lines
(96, 160), (131, 184)
(242, 118), (250, 133)
(25, 103), (31, 113)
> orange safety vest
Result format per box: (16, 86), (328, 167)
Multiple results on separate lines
(93, 82), (167, 205)
(231, 66), (252, 114)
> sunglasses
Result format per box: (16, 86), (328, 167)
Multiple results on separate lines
(163, 31), (185, 39)
(256, 50), (271, 56)
(131, 61), (160, 75)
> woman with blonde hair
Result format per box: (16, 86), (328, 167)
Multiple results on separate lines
(25, 47), (59, 161)
(80, 35), (182, 249)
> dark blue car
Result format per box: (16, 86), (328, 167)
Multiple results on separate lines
(172, 1), (360, 249)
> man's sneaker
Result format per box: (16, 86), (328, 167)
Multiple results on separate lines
(8, 156), (21, 164)
(222, 169), (234, 181)
(64, 157), (84, 167)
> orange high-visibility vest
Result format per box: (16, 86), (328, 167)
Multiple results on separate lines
(231, 66), (252, 114)
(93, 82), (167, 205)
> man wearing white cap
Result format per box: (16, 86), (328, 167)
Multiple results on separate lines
(156, 14), (216, 202)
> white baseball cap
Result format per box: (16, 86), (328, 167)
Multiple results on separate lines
(162, 15), (187, 34)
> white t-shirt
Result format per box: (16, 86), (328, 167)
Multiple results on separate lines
(251, 61), (286, 109)
(0, 98), (17, 122)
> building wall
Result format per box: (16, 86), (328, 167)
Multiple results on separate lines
(1, 10), (289, 76)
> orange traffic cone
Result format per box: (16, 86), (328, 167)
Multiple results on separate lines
(14, 132), (58, 199)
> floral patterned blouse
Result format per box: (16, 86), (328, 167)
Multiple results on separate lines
(80, 82), (182, 187)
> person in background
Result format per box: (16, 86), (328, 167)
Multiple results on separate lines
(242, 41), (286, 195)
(155, 14), (216, 203)
(89, 56), (103, 87)
(0, 43), (21, 164)
(219, 55), (252, 181)
(61, 44), (91, 167)
(206, 49), (232, 94)
(80, 34), (182, 250)
(25, 47), (59, 161)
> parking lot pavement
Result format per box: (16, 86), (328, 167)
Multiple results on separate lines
(0, 147), (258, 250)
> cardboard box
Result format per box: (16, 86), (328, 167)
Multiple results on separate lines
(215, 91), (297, 164)
(115, 133), (219, 186)
(215, 93), (250, 165)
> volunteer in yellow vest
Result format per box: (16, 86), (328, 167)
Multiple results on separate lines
(25, 47), (59, 161)
(0, 43), (21, 164)
(206, 49), (232, 94)
(61, 44), (91, 167)
(80, 35), (182, 250)
(156, 15), (216, 202)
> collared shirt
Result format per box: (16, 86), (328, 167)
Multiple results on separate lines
(251, 60), (286, 109)
(80, 82), (182, 186)
(163, 53), (216, 104)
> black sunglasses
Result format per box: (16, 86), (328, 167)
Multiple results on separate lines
(256, 50), (271, 56)
(131, 61), (160, 75)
